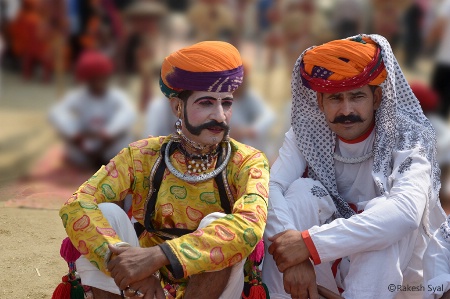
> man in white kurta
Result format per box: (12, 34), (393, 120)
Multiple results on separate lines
(262, 34), (447, 299)
(49, 51), (136, 168)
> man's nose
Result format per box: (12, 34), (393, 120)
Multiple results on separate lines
(340, 99), (354, 116)
(211, 103), (227, 123)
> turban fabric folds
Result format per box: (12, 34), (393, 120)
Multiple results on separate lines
(300, 36), (387, 93)
(160, 41), (243, 98)
(75, 51), (114, 81)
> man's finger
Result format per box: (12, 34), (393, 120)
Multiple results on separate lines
(308, 282), (319, 299)
(317, 285), (344, 299)
(268, 231), (287, 242)
(108, 244), (129, 255)
(118, 275), (131, 291)
(283, 277), (291, 295)
(155, 286), (165, 299)
(143, 286), (156, 299)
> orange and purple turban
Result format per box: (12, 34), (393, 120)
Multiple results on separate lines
(160, 41), (243, 98)
(300, 36), (387, 93)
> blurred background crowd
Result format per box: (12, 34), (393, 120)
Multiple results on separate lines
(1, 0), (450, 210)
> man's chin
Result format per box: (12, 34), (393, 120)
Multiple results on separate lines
(200, 131), (225, 145)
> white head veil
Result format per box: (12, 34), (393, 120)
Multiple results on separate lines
(290, 34), (440, 221)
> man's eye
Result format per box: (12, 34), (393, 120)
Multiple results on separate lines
(222, 101), (233, 107)
(199, 101), (213, 106)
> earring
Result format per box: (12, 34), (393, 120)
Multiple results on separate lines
(175, 118), (182, 134)
(177, 104), (182, 118)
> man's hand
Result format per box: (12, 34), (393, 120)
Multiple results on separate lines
(268, 230), (310, 272)
(107, 245), (169, 290)
(283, 260), (318, 299)
(127, 274), (165, 299)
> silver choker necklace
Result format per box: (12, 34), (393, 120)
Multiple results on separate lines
(333, 150), (374, 164)
(165, 140), (231, 183)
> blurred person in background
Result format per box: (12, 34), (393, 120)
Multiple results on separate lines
(331, 0), (365, 39)
(49, 51), (136, 169)
(120, 0), (168, 111)
(229, 62), (276, 159)
(143, 94), (177, 138)
(78, 0), (124, 58)
(262, 34), (446, 299)
(8, 0), (53, 81)
(0, 0), (20, 68)
(427, 0), (450, 119)
(410, 81), (450, 209)
(280, 0), (321, 72)
(187, 0), (237, 43)
(403, 0), (424, 69)
(370, 0), (408, 51)
(263, 0), (283, 72)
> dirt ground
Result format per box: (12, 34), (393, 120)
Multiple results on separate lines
(0, 205), (67, 298)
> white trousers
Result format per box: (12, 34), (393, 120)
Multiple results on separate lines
(76, 204), (245, 298)
(262, 178), (423, 299)
(66, 134), (132, 167)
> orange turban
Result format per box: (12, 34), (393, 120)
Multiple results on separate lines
(160, 41), (243, 98)
(300, 36), (387, 92)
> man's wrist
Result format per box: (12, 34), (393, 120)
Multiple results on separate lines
(158, 243), (185, 279)
(149, 245), (170, 269)
(301, 230), (321, 265)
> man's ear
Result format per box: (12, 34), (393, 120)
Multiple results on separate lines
(373, 86), (382, 110)
(169, 98), (182, 118)
(317, 92), (325, 112)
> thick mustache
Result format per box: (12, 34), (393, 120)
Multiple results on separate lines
(196, 120), (229, 131)
(331, 114), (363, 124)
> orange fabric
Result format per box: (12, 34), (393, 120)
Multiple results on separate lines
(303, 37), (387, 86)
(161, 41), (242, 88)
(9, 11), (46, 57)
(301, 230), (321, 265)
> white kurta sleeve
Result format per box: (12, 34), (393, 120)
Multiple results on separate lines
(308, 147), (430, 263)
(247, 91), (276, 138)
(143, 97), (171, 138)
(424, 224), (450, 299)
(48, 91), (81, 138)
(266, 127), (307, 236)
(104, 89), (136, 137)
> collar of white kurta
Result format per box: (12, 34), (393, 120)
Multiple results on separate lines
(290, 34), (440, 219)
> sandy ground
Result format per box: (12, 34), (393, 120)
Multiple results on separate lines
(0, 205), (67, 298)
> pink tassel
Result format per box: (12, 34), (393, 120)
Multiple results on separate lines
(60, 237), (81, 263)
(248, 239), (264, 263)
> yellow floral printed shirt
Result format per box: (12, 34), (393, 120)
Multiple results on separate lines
(60, 136), (269, 285)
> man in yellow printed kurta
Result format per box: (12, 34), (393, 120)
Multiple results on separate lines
(60, 41), (269, 299)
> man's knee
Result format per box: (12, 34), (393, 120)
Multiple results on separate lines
(284, 178), (336, 228)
